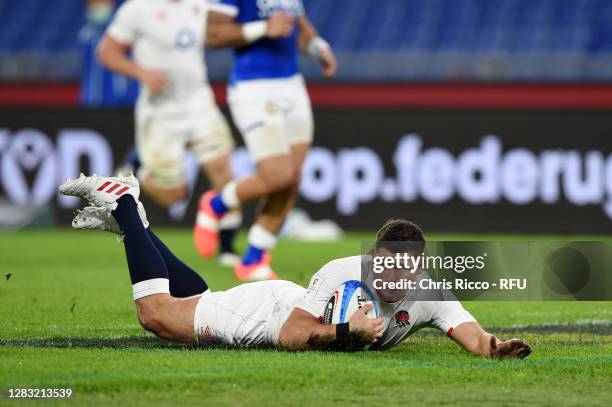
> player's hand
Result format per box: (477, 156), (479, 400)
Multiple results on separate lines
(319, 48), (337, 78)
(266, 11), (295, 38)
(137, 68), (168, 94)
(490, 336), (532, 359)
(348, 303), (384, 344)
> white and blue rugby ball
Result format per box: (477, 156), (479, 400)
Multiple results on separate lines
(322, 280), (379, 324)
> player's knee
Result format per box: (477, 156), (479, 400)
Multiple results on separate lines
(209, 170), (233, 192)
(136, 303), (173, 338)
(168, 186), (188, 202)
(202, 156), (233, 192)
(137, 307), (163, 334)
(143, 172), (188, 207)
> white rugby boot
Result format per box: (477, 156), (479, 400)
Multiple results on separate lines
(59, 173), (139, 211)
(72, 202), (149, 235)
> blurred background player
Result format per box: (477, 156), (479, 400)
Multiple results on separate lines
(201, 0), (337, 281)
(97, 0), (241, 265)
(79, 0), (138, 107)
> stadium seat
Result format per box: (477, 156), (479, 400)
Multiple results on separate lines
(1, 0), (612, 81)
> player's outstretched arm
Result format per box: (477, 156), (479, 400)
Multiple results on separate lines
(450, 322), (532, 359)
(206, 11), (294, 48)
(297, 15), (337, 78)
(278, 304), (384, 351)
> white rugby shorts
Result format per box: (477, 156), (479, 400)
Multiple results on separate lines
(135, 88), (234, 188)
(193, 280), (305, 348)
(227, 74), (314, 162)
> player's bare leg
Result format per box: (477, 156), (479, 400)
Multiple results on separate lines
(198, 154), (293, 280)
(234, 154), (295, 202)
(135, 294), (199, 343)
(199, 143), (309, 281)
(255, 143), (309, 233)
(233, 143), (309, 281)
(196, 152), (293, 273)
(141, 152), (233, 207)
(201, 153), (233, 192)
(141, 174), (188, 208)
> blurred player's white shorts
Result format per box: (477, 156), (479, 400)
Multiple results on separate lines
(228, 74), (314, 162)
(135, 87), (234, 189)
(193, 280), (304, 347)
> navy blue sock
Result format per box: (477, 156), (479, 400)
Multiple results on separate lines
(111, 195), (168, 285)
(242, 244), (265, 265)
(126, 148), (141, 173)
(146, 229), (208, 297)
(219, 228), (237, 254)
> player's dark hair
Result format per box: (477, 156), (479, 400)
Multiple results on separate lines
(374, 219), (425, 254)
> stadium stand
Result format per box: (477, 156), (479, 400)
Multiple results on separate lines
(0, 0), (611, 81)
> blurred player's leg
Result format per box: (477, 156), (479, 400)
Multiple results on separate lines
(233, 144), (308, 280)
(136, 108), (189, 207)
(114, 147), (142, 178)
(141, 174), (188, 207)
(253, 142), (309, 234)
(134, 100), (240, 263)
(214, 154), (294, 203)
(192, 106), (241, 262)
(200, 153), (240, 262)
(203, 76), (313, 281)
(203, 151), (294, 281)
(126, 148), (141, 173)
(234, 125), (311, 281)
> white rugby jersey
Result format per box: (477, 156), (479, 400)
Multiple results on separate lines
(294, 256), (476, 350)
(107, 0), (212, 113)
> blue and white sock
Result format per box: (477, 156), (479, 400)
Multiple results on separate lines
(211, 181), (239, 217)
(242, 224), (277, 265)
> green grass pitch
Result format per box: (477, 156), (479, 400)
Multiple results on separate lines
(1, 230), (611, 406)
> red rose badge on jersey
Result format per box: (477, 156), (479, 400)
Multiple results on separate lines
(394, 310), (410, 328)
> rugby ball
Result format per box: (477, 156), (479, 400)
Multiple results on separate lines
(322, 280), (379, 324)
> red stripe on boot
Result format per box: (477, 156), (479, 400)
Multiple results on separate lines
(97, 181), (111, 191)
(115, 186), (129, 196)
(106, 183), (120, 193)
